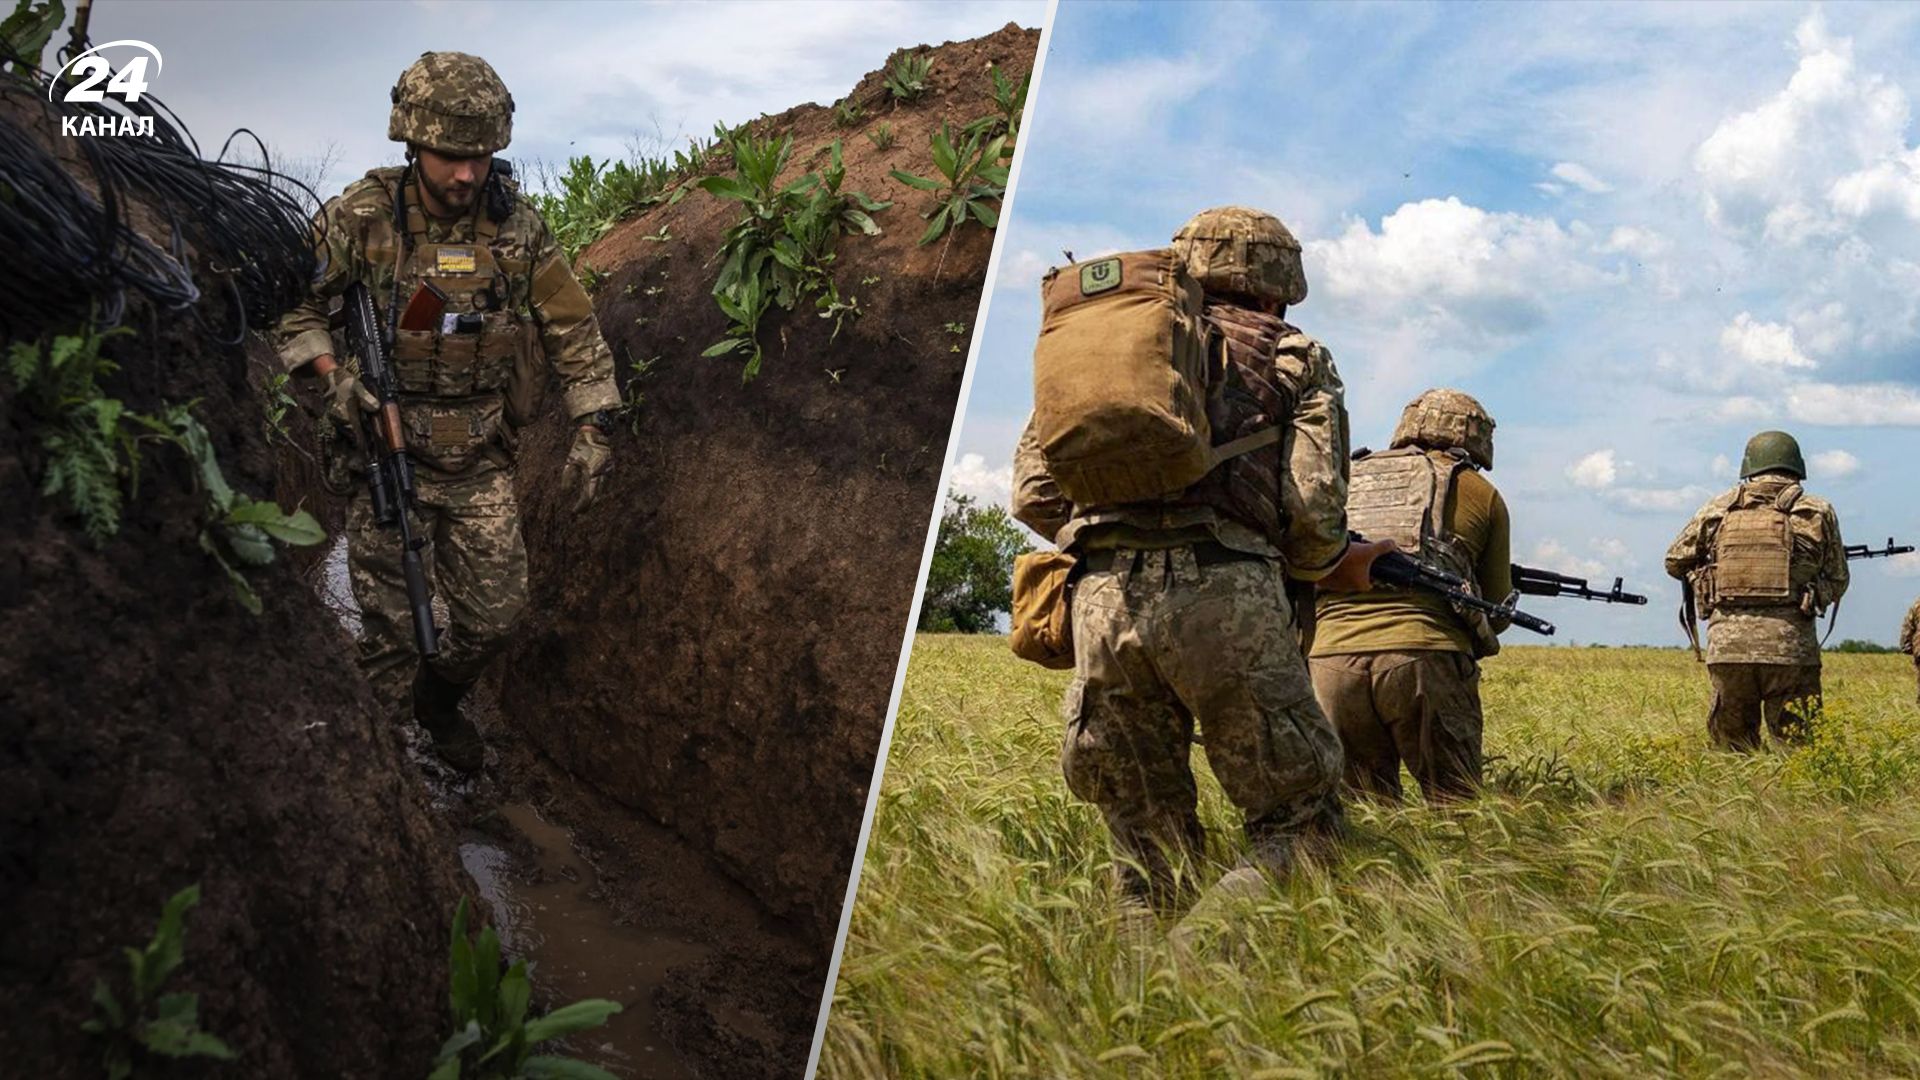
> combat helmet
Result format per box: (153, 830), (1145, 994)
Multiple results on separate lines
(1171, 206), (1308, 307)
(389, 51), (514, 157)
(1390, 388), (1496, 470)
(1739, 430), (1806, 480)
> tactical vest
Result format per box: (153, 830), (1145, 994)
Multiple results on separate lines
(1348, 446), (1500, 655)
(1709, 483), (1801, 608)
(1163, 302), (1297, 547)
(378, 177), (536, 473)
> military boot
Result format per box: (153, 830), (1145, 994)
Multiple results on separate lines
(413, 664), (484, 774)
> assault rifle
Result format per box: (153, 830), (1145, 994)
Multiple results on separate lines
(341, 280), (439, 658)
(1351, 532), (1556, 637)
(1845, 538), (1914, 561)
(1511, 564), (1648, 605)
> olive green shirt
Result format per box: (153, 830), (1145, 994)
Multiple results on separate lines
(1311, 466), (1511, 656)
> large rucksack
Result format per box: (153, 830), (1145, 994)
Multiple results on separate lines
(1030, 249), (1277, 507)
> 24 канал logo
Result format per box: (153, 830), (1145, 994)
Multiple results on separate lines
(51, 39), (162, 138)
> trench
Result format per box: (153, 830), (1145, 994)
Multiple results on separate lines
(318, 538), (816, 1077)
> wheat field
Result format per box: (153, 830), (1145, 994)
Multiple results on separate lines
(821, 637), (1920, 1078)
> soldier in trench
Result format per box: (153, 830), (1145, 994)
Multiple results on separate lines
(275, 52), (621, 772)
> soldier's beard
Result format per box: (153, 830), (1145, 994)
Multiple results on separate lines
(418, 169), (477, 215)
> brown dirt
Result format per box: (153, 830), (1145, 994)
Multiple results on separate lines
(0, 94), (466, 1077)
(489, 21), (1040, 1074)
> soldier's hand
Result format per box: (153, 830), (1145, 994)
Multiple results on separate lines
(320, 360), (378, 421)
(1319, 537), (1398, 593)
(561, 422), (613, 514)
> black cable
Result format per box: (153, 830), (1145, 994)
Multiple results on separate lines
(0, 42), (322, 344)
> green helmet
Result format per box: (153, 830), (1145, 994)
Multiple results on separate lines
(1171, 206), (1308, 307)
(388, 51), (514, 157)
(1390, 388), (1496, 470)
(1739, 430), (1806, 480)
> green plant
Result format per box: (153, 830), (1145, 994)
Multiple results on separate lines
(82, 884), (236, 1080)
(429, 899), (622, 1080)
(577, 265), (605, 294)
(609, 353), (658, 435)
(866, 122), (897, 151)
(529, 152), (693, 262)
(919, 494), (1032, 632)
(698, 131), (889, 380)
(890, 122), (1008, 265)
(885, 52), (932, 103)
(1, 0), (62, 75)
(833, 98), (863, 128)
(962, 65), (1031, 159)
(261, 371), (298, 444)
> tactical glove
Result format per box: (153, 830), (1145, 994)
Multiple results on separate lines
(560, 422), (613, 514)
(322, 364), (379, 422)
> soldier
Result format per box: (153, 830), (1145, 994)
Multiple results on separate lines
(1012, 207), (1391, 917)
(276, 53), (620, 772)
(1309, 389), (1510, 803)
(1665, 431), (1848, 750)
(1902, 596), (1920, 706)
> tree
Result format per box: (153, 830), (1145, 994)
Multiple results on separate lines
(919, 494), (1031, 633)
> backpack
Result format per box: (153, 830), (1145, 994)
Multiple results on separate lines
(1030, 249), (1277, 507)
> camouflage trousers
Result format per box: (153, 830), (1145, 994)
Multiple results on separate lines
(1707, 662), (1821, 751)
(1310, 650), (1483, 803)
(1061, 546), (1345, 912)
(346, 466), (528, 719)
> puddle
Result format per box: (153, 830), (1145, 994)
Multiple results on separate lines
(460, 803), (709, 1079)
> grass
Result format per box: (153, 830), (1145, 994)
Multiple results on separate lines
(822, 639), (1920, 1078)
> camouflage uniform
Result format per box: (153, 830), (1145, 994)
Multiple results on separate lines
(1310, 390), (1510, 803)
(276, 54), (618, 737)
(1665, 434), (1847, 750)
(1013, 207), (1350, 912)
(1901, 597), (1920, 706)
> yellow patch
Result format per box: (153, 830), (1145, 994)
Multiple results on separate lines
(436, 247), (477, 275)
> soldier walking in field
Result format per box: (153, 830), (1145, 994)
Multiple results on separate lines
(1665, 431), (1848, 750)
(275, 53), (621, 772)
(1309, 390), (1510, 803)
(1012, 207), (1391, 917)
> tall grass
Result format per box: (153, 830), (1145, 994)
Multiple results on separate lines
(823, 641), (1920, 1077)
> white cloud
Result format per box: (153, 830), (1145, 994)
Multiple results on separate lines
(1530, 539), (1607, 579)
(1719, 312), (1815, 370)
(1308, 196), (1609, 342)
(1711, 396), (1779, 423)
(1551, 161), (1613, 194)
(1786, 382), (1920, 425)
(1810, 448), (1862, 478)
(1694, 11), (1912, 243)
(1600, 225), (1670, 258)
(947, 452), (1013, 508)
(1605, 484), (1716, 514)
(1711, 452), (1735, 477)
(1044, 54), (1217, 147)
(1887, 552), (1920, 578)
(1566, 449), (1618, 489)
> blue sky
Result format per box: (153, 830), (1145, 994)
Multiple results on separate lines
(80, 0), (1042, 193)
(953, 0), (1920, 647)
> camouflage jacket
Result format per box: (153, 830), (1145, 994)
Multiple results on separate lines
(275, 166), (618, 462)
(1664, 475), (1849, 665)
(1012, 320), (1350, 580)
(1901, 596), (1920, 657)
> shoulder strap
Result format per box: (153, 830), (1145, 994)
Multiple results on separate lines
(1209, 426), (1281, 466)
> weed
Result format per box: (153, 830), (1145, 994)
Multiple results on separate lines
(698, 130), (890, 380)
(577, 265), (605, 294)
(885, 52), (932, 103)
(860, 275), (883, 287)
(890, 121), (1008, 275)
(962, 65), (1030, 159)
(833, 99), (863, 128)
(261, 371), (298, 445)
(610, 353), (658, 436)
(82, 884), (235, 1080)
(866, 122), (897, 152)
(529, 153), (692, 262)
(429, 898), (622, 1080)
(943, 321), (967, 335)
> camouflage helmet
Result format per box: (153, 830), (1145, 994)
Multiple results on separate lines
(1739, 430), (1806, 480)
(1390, 388), (1497, 470)
(1171, 206), (1308, 307)
(389, 51), (514, 157)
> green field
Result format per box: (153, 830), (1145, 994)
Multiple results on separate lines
(822, 638), (1920, 1078)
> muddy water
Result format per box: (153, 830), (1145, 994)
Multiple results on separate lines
(460, 803), (709, 1079)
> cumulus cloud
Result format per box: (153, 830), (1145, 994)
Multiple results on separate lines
(1786, 382), (1920, 425)
(1551, 161), (1613, 194)
(947, 452), (1014, 508)
(1044, 54), (1218, 147)
(1530, 539), (1608, 580)
(1604, 484), (1716, 513)
(1719, 312), (1815, 370)
(1711, 453), (1735, 477)
(1887, 552), (1920, 578)
(1600, 225), (1670, 258)
(1566, 449), (1618, 489)
(1307, 197), (1609, 343)
(1810, 448), (1862, 478)
(1694, 11), (1911, 243)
